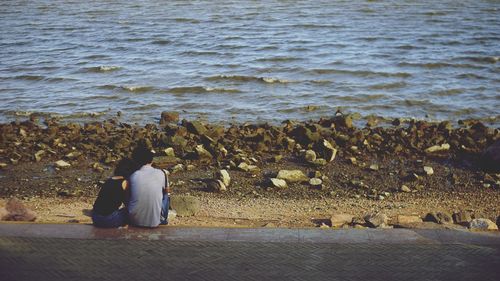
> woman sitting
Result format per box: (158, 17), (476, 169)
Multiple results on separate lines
(92, 158), (137, 228)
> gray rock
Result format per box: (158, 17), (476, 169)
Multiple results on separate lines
(394, 215), (422, 225)
(424, 212), (453, 224)
(270, 178), (287, 189)
(195, 144), (213, 159)
(170, 195), (200, 217)
(453, 211), (472, 226)
(3, 198), (36, 221)
(423, 166), (434, 176)
(309, 178), (323, 188)
(55, 160), (71, 168)
(277, 169), (309, 183)
(160, 111), (179, 124)
(364, 213), (388, 228)
(469, 218), (498, 231)
(185, 121), (207, 135)
(400, 185), (411, 193)
(216, 169), (231, 187)
(167, 209), (177, 221)
(208, 179), (227, 192)
(481, 139), (500, 172)
(304, 150), (317, 162)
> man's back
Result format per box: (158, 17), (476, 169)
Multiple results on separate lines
(128, 165), (165, 227)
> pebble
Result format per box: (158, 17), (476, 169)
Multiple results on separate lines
(400, 185), (411, 193)
(55, 160), (71, 168)
(423, 166), (434, 176)
(270, 178), (288, 189)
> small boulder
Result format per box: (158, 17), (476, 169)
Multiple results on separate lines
(170, 195), (200, 217)
(277, 169), (309, 183)
(164, 147), (175, 157)
(469, 218), (498, 231)
(400, 185), (411, 193)
(304, 150), (317, 162)
(423, 166), (434, 176)
(425, 143), (450, 154)
(208, 179), (227, 192)
(453, 211), (472, 226)
(329, 214), (353, 228)
(185, 121), (207, 135)
(55, 160), (71, 168)
(309, 178), (323, 188)
(195, 144), (213, 159)
(424, 212), (453, 224)
(394, 215), (422, 225)
(270, 178), (288, 189)
(160, 111), (179, 124)
(481, 140), (500, 172)
(3, 198), (36, 221)
(216, 169), (231, 187)
(364, 213), (388, 228)
(369, 164), (379, 171)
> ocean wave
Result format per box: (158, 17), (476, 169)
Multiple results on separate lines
(337, 94), (386, 102)
(13, 75), (45, 81)
(310, 68), (411, 78)
(173, 18), (200, 23)
(368, 81), (407, 90)
(85, 66), (122, 73)
(398, 62), (483, 69)
(255, 56), (302, 62)
(205, 75), (292, 84)
(432, 89), (464, 96)
(459, 56), (499, 64)
(99, 85), (156, 93)
(151, 39), (172, 45)
(168, 86), (241, 94)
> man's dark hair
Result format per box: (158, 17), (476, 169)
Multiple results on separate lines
(131, 144), (154, 167)
(114, 158), (138, 178)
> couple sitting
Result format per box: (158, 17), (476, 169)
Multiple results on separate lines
(92, 145), (170, 228)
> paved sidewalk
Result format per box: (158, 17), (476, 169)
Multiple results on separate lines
(1, 223), (500, 280)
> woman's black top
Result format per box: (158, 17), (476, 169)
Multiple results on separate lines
(93, 178), (125, 216)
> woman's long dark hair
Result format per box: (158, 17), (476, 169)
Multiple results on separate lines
(113, 158), (138, 178)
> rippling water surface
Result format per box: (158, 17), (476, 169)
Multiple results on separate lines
(1, 0), (499, 124)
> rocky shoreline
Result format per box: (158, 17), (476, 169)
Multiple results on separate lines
(0, 112), (499, 230)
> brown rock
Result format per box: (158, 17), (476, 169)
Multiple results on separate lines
(394, 215), (422, 225)
(481, 140), (500, 172)
(160, 111), (179, 124)
(329, 214), (353, 228)
(453, 211), (472, 226)
(424, 212), (453, 224)
(364, 213), (388, 228)
(277, 170), (309, 183)
(3, 198), (36, 221)
(185, 121), (207, 135)
(469, 218), (498, 231)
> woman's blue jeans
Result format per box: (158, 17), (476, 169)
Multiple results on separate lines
(92, 208), (128, 228)
(160, 193), (170, 225)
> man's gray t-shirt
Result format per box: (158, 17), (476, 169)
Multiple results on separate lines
(128, 165), (165, 227)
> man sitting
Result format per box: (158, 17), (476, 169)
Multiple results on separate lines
(128, 145), (170, 227)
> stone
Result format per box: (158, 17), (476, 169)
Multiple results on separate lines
(423, 166), (434, 176)
(216, 169), (231, 187)
(425, 143), (450, 154)
(319, 139), (337, 162)
(270, 178), (288, 189)
(0, 163), (7, 169)
(310, 158), (328, 166)
(195, 144), (213, 159)
(34, 150), (45, 162)
(481, 140), (500, 172)
(329, 214), (353, 228)
(164, 147), (175, 157)
(3, 198), (36, 221)
(309, 178), (323, 188)
(277, 169), (309, 183)
(469, 218), (498, 231)
(304, 150), (317, 162)
(160, 111), (179, 124)
(424, 212), (453, 224)
(364, 213), (388, 228)
(394, 215), (422, 225)
(153, 156), (179, 169)
(185, 121), (207, 135)
(55, 160), (71, 168)
(170, 195), (200, 217)
(167, 209), (177, 221)
(453, 211), (472, 226)
(172, 164), (184, 173)
(369, 164), (379, 171)
(238, 162), (250, 172)
(400, 185), (411, 193)
(208, 179), (227, 192)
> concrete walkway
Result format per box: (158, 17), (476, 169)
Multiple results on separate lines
(1, 223), (500, 280)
